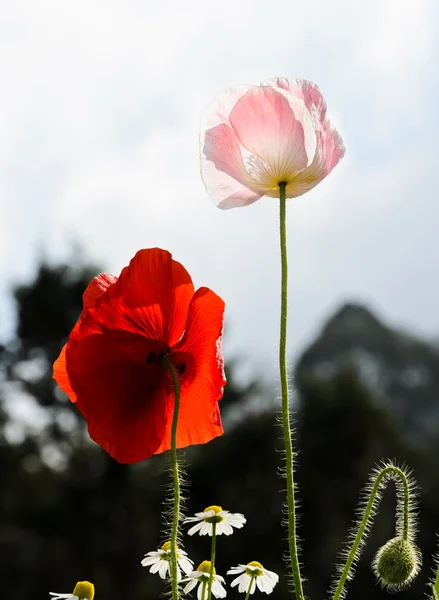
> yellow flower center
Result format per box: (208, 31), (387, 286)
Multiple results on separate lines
(246, 561), (264, 577)
(204, 505), (222, 513)
(73, 582), (95, 600)
(197, 560), (216, 576)
(161, 541), (178, 552)
(203, 505), (224, 524)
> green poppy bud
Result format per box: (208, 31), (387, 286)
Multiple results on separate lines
(373, 536), (421, 591)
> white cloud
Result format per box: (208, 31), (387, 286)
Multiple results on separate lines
(0, 0), (438, 376)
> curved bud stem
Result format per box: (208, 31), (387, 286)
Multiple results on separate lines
(331, 462), (417, 600)
(162, 356), (182, 600)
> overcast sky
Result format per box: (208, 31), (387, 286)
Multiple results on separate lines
(1, 0), (438, 380)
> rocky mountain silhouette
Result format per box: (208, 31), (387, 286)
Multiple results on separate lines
(296, 303), (439, 446)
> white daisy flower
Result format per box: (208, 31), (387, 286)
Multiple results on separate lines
(50, 582), (95, 600)
(227, 562), (279, 595)
(183, 560), (227, 600)
(141, 541), (193, 582)
(185, 505), (246, 536)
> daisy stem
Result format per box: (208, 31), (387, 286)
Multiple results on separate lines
(278, 181), (304, 600)
(162, 355), (181, 600)
(202, 581), (208, 600)
(207, 523), (217, 600)
(244, 575), (256, 600)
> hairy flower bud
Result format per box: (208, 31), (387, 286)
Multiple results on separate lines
(372, 536), (421, 591)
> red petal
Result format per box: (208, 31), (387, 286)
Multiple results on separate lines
(88, 248), (194, 345)
(53, 344), (77, 403)
(154, 287), (226, 454)
(66, 329), (169, 463)
(53, 274), (117, 400)
(83, 273), (118, 309)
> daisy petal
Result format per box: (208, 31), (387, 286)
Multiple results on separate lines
(188, 522), (204, 536)
(158, 560), (170, 579)
(179, 556), (194, 575)
(141, 556), (160, 566)
(239, 577), (250, 594)
(184, 579), (198, 594)
(212, 580), (227, 598)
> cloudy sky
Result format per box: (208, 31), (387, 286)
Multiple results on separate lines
(1, 0), (438, 380)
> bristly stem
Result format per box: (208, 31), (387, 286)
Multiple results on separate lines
(162, 355), (181, 600)
(244, 575), (256, 600)
(331, 464), (411, 600)
(432, 557), (439, 600)
(278, 181), (305, 600)
(207, 523), (217, 600)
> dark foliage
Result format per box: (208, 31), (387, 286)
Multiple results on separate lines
(1, 261), (438, 600)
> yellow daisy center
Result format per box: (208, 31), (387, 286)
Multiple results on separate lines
(204, 505), (222, 513)
(73, 582), (95, 600)
(197, 560), (216, 575)
(161, 541), (178, 552)
(203, 505), (224, 524)
(246, 561), (264, 577)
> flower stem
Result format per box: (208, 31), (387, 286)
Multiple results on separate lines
(331, 465), (411, 600)
(431, 554), (439, 600)
(244, 575), (256, 600)
(207, 523), (217, 600)
(201, 581), (207, 600)
(434, 564), (439, 600)
(278, 181), (304, 600)
(162, 355), (181, 600)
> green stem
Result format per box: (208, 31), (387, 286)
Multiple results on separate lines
(433, 561), (439, 600)
(244, 575), (256, 600)
(162, 356), (181, 600)
(201, 581), (207, 600)
(332, 465), (411, 600)
(278, 181), (304, 600)
(207, 523), (217, 600)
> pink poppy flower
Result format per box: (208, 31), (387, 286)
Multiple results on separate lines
(200, 78), (345, 209)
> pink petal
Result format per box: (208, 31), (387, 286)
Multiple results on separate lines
(201, 86), (263, 209)
(228, 86), (316, 179)
(262, 78), (345, 197)
(262, 78), (328, 124)
(201, 122), (262, 209)
(317, 121), (345, 177)
(200, 79), (344, 207)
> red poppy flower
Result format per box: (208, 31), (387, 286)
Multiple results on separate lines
(53, 248), (226, 464)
